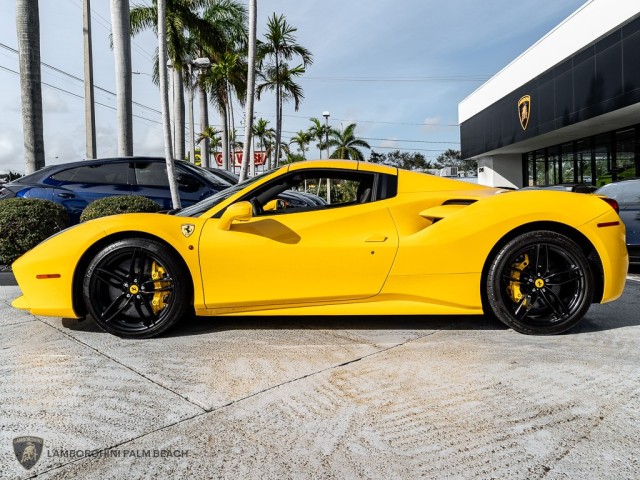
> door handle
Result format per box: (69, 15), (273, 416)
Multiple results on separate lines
(57, 193), (76, 199)
(365, 235), (388, 242)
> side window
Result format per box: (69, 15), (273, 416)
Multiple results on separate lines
(50, 163), (129, 184)
(243, 169), (396, 216)
(134, 162), (169, 187)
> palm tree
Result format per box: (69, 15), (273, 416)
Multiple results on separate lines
(196, 125), (221, 166)
(252, 118), (273, 169)
(16, 0), (45, 174)
(202, 51), (247, 170)
(307, 117), (328, 159)
(239, 0), (256, 181)
(130, 0), (240, 160)
(256, 62), (305, 167)
(110, 0), (133, 156)
(327, 123), (371, 160)
(257, 14), (313, 169)
(289, 130), (312, 159)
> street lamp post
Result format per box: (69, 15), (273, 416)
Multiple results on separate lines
(323, 111), (330, 203)
(187, 57), (211, 164)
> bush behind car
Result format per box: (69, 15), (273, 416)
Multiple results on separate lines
(80, 195), (161, 223)
(0, 198), (69, 265)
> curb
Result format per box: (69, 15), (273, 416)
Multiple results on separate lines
(0, 271), (17, 286)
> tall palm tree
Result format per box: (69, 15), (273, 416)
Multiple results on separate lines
(327, 123), (371, 160)
(256, 62), (305, 168)
(110, 0), (133, 156)
(307, 117), (327, 159)
(16, 0), (45, 174)
(239, 0), (256, 181)
(289, 130), (312, 159)
(257, 14), (313, 169)
(130, 0), (239, 159)
(202, 51), (247, 170)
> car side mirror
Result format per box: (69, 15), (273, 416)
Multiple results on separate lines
(218, 201), (253, 230)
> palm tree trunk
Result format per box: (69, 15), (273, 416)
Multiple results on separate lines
(174, 68), (185, 160)
(16, 0), (45, 174)
(273, 53), (280, 170)
(199, 85), (209, 168)
(110, 0), (133, 156)
(239, 0), (257, 181)
(157, 0), (180, 209)
(220, 101), (229, 171)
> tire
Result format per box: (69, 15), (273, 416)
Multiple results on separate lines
(485, 230), (594, 335)
(83, 238), (190, 338)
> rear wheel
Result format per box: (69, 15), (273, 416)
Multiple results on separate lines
(486, 231), (593, 335)
(83, 238), (190, 338)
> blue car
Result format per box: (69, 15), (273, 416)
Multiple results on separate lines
(0, 157), (229, 224)
(596, 179), (640, 265)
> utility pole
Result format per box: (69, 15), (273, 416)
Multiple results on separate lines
(83, 0), (97, 158)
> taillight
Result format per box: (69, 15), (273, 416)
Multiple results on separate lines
(601, 197), (619, 214)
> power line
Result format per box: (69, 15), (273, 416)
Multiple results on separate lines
(303, 75), (491, 83)
(0, 42), (162, 116)
(0, 64), (161, 127)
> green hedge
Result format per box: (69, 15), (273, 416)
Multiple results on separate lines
(0, 198), (70, 265)
(80, 195), (160, 223)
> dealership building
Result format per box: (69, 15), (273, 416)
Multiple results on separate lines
(459, 0), (640, 188)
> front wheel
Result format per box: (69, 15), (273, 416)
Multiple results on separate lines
(83, 238), (190, 338)
(485, 230), (594, 335)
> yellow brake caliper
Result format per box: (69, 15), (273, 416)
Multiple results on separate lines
(506, 254), (530, 304)
(150, 261), (169, 315)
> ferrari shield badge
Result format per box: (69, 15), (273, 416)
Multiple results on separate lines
(13, 436), (44, 470)
(518, 95), (531, 130)
(181, 224), (195, 238)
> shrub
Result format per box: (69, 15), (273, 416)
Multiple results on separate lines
(0, 198), (70, 265)
(80, 195), (161, 223)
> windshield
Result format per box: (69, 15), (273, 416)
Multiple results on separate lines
(176, 170), (272, 217)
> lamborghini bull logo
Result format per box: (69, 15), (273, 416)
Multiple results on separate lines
(13, 436), (44, 470)
(518, 95), (531, 130)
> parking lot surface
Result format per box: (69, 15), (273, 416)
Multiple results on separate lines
(1, 277), (639, 479)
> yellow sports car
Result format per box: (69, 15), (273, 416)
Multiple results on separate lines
(11, 160), (628, 338)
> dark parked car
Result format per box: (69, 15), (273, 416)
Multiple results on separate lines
(0, 157), (229, 223)
(596, 179), (640, 264)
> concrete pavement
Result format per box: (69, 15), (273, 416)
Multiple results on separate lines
(1, 280), (639, 479)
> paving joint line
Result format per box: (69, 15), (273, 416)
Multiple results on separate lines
(18, 315), (442, 478)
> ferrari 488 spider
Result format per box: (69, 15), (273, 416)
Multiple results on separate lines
(11, 160), (628, 338)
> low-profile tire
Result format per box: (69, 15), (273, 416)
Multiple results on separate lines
(485, 230), (594, 335)
(83, 238), (190, 338)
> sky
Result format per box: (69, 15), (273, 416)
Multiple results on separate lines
(0, 0), (587, 174)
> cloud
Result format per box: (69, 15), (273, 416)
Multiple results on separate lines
(421, 116), (442, 133)
(42, 89), (70, 113)
(136, 124), (165, 156)
(0, 129), (22, 172)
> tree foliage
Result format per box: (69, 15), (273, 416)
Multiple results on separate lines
(369, 150), (434, 170)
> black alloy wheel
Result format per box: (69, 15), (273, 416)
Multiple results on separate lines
(486, 230), (594, 335)
(83, 238), (190, 338)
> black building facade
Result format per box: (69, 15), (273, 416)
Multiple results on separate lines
(460, 11), (640, 187)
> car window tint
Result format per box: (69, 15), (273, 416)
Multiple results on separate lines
(49, 163), (129, 184)
(135, 161), (169, 187)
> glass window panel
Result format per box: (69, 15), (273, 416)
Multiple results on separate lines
(561, 142), (575, 184)
(576, 139), (593, 185)
(595, 133), (612, 187)
(615, 128), (636, 181)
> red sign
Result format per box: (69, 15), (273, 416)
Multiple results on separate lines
(214, 151), (266, 167)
